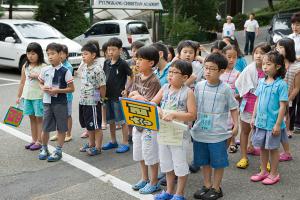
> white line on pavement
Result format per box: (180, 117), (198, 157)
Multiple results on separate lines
(0, 123), (153, 200)
(0, 83), (19, 87)
(0, 77), (20, 82)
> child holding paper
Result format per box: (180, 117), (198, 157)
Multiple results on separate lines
(152, 60), (196, 200)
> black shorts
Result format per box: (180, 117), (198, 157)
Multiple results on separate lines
(79, 104), (102, 131)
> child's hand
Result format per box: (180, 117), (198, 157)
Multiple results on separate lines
(128, 91), (139, 98)
(250, 117), (255, 129)
(162, 112), (175, 122)
(29, 73), (39, 79)
(272, 124), (281, 136)
(42, 85), (50, 92)
(48, 87), (59, 96)
(158, 107), (163, 119)
(16, 98), (21, 104)
(132, 94), (146, 101)
(232, 126), (239, 137)
(121, 90), (128, 97)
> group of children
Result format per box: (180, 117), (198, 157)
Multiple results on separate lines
(16, 12), (300, 200)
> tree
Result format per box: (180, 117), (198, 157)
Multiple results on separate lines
(267, 0), (275, 11)
(35, 0), (89, 38)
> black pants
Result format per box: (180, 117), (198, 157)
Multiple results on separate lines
(289, 93), (300, 130)
(244, 31), (255, 54)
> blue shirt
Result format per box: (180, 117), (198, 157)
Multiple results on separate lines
(154, 62), (171, 86)
(191, 80), (239, 143)
(254, 78), (288, 131)
(234, 57), (247, 72)
(63, 60), (74, 102)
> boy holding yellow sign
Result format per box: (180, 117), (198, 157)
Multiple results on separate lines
(152, 60), (196, 200)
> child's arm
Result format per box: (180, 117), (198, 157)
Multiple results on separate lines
(185, 74), (197, 87)
(48, 71), (75, 95)
(230, 108), (239, 137)
(16, 65), (26, 104)
(99, 85), (106, 99)
(163, 89), (196, 122)
(288, 73), (300, 102)
(272, 101), (287, 136)
(151, 88), (163, 118)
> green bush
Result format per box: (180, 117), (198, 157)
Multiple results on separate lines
(231, 13), (248, 30)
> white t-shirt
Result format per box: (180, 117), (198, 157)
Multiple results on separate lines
(244, 19), (259, 32)
(289, 33), (300, 57)
(223, 23), (235, 37)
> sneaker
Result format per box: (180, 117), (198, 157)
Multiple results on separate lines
(25, 142), (35, 149)
(170, 194), (186, 200)
(189, 163), (200, 173)
(116, 144), (130, 153)
(202, 188), (223, 200)
(80, 143), (90, 152)
(80, 131), (89, 138)
(250, 172), (269, 182)
(194, 186), (210, 199)
(86, 147), (101, 156)
(132, 180), (149, 191)
(50, 134), (58, 141)
(30, 143), (42, 151)
(262, 174), (280, 185)
(38, 148), (50, 160)
(159, 176), (167, 186)
(139, 183), (161, 194)
(154, 191), (173, 200)
(47, 149), (62, 162)
(102, 142), (118, 150)
(279, 152), (293, 162)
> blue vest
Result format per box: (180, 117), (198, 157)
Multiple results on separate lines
(51, 67), (68, 104)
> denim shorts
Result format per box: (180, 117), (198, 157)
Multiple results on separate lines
(105, 100), (125, 125)
(193, 140), (229, 169)
(252, 127), (284, 150)
(23, 99), (43, 117)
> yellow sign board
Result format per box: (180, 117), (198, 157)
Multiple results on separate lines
(120, 98), (159, 131)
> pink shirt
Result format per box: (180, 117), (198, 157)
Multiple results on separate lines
(243, 68), (264, 113)
(220, 69), (239, 95)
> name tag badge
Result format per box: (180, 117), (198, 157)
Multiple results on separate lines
(226, 30), (230, 36)
(257, 113), (267, 127)
(240, 99), (247, 112)
(200, 113), (213, 131)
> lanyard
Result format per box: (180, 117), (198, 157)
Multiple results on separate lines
(226, 69), (233, 83)
(201, 81), (220, 113)
(162, 85), (182, 110)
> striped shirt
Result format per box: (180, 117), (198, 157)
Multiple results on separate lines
(285, 61), (300, 95)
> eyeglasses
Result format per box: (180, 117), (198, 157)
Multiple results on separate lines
(204, 66), (219, 71)
(168, 70), (182, 75)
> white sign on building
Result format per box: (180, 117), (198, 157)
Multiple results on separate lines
(93, 0), (163, 10)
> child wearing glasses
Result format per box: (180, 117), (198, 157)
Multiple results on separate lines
(191, 53), (239, 200)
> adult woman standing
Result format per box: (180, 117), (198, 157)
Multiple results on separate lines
(244, 13), (259, 55)
(222, 16), (235, 38)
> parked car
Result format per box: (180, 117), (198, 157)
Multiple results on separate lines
(267, 12), (293, 45)
(0, 19), (82, 71)
(73, 20), (152, 59)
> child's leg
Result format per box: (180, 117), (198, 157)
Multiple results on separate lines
(109, 122), (117, 143)
(41, 131), (49, 145)
(260, 148), (269, 173)
(66, 116), (72, 137)
(121, 123), (129, 145)
(29, 115), (38, 142)
(202, 166), (212, 188)
(140, 160), (149, 181)
(149, 163), (159, 185)
(240, 121), (251, 159)
(270, 149), (279, 176)
(166, 171), (176, 194)
(36, 117), (43, 143)
(88, 130), (96, 147)
(57, 131), (66, 147)
(212, 168), (224, 191)
(281, 142), (291, 154)
(175, 175), (188, 196)
(95, 129), (103, 150)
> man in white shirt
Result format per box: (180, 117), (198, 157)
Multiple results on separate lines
(244, 13), (259, 55)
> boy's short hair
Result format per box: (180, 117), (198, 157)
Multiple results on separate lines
(86, 40), (100, 57)
(291, 12), (300, 24)
(81, 43), (98, 54)
(46, 42), (63, 53)
(204, 52), (228, 70)
(171, 60), (193, 78)
(136, 45), (159, 68)
(61, 44), (69, 56)
(152, 42), (168, 61)
(107, 37), (123, 49)
(131, 41), (145, 50)
(177, 40), (197, 56)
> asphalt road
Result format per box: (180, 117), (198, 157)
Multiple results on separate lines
(1, 27), (300, 200)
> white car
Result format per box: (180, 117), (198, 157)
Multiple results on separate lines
(73, 20), (152, 59)
(0, 19), (82, 71)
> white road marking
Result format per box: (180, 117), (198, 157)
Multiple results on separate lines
(0, 123), (154, 200)
(0, 82), (19, 87)
(0, 77), (20, 82)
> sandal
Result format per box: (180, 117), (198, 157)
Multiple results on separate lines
(279, 152), (293, 162)
(139, 183), (161, 194)
(132, 180), (149, 191)
(236, 158), (249, 169)
(229, 144), (238, 153)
